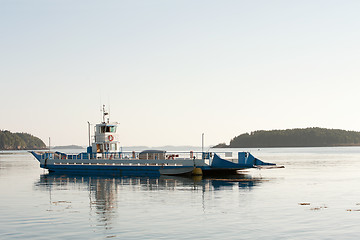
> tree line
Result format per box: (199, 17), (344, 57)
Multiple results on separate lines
(214, 127), (360, 148)
(0, 130), (46, 150)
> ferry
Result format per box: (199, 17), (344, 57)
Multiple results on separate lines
(30, 106), (278, 176)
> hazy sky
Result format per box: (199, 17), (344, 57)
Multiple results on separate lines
(1, 0), (360, 147)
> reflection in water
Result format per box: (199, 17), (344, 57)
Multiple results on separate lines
(90, 177), (117, 227)
(34, 172), (266, 232)
(35, 172), (262, 192)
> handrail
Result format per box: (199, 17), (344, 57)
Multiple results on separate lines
(38, 150), (236, 162)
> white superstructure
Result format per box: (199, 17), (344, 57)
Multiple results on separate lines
(91, 105), (119, 154)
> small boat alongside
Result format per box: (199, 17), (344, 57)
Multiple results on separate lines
(30, 106), (278, 176)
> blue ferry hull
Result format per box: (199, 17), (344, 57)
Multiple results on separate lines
(31, 151), (276, 176)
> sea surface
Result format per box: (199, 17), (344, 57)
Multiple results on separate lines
(1, 147), (360, 239)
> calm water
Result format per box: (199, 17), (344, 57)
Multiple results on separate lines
(1, 147), (360, 239)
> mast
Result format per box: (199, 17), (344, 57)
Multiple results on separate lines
(202, 133), (204, 159)
(102, 104), (109, 123)
(87, 121), (91, 147)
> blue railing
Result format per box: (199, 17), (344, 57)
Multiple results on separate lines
(39, 151), (220, 160)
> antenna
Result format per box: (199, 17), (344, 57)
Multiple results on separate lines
(87, 121), (91, 146)
(202, 133), (204, 157)
(108, 96), (111, 120)
(99, 105), (102, 122)
(108, 103), (111, 123)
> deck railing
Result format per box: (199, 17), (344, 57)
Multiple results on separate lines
(39, 151), (232, 161)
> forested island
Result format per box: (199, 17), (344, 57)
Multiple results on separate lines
(0, 130), (46, 150)
(214, 127), (360, 148)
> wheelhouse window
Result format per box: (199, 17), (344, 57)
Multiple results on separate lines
(107, 126), (116, 133)
(100, 126), (116, 133)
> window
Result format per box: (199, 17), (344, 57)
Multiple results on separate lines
(110, 143), (117, 151)
(99, 125), (117, 133)
(106, 126), (116, 133)
(97, 144), (104, 153)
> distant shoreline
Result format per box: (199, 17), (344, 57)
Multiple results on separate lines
(212, 144), (360, 149)
(213, 127), (360, 148)
(2, 145), (360, 153)
(51, 145), (85, 150)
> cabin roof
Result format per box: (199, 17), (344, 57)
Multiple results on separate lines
(139, 150), (166, 154)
